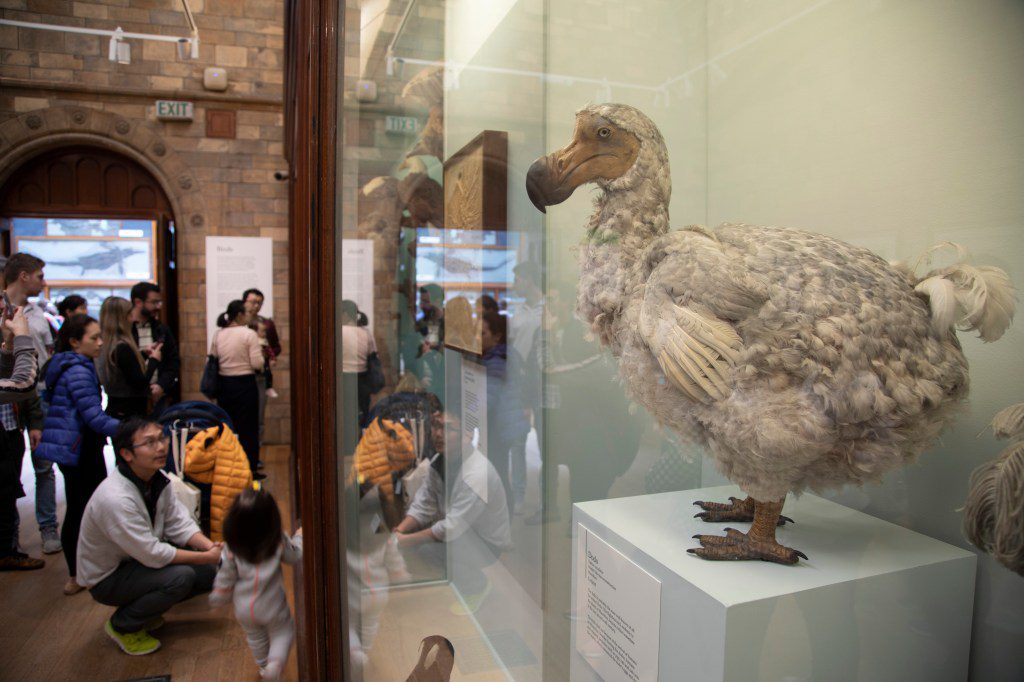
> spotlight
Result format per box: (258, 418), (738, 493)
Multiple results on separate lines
(108, 27), (129, 64)
(176, 37), (190, 60)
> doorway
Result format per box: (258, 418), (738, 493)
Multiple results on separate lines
(0, 145), (178, 338)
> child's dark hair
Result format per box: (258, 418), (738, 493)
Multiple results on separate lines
(55, 314), (97, 353)
(222, 487), (283, 564)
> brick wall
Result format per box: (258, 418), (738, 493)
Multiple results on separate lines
(0, 0), (291, 443)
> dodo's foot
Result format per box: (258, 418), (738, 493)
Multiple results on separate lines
(693, 497), (793, 525)
(688, 528), (807, 565)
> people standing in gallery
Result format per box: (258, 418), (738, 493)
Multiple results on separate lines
(415, 285), (445, 401)
(129, 282), (180, 418)
(3, 253), (61, 555)
(35, 314), (121, 595)
(242, 288), (282, 450)
(96, 296), (162, 420)
(212, 299), (264, 479)
(340, 300), (376, 432)
(0, 305), (48, 571)
(479, 312), (529, 518)
(56, 294), (88, 323)
(510, 261), (547, 523)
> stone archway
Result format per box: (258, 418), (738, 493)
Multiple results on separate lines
(0, 106), (206, 234)
(0, 106), (208, 396)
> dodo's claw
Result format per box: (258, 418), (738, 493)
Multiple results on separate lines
(688, 529), (807, 565)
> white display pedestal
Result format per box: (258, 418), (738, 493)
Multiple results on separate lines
(571, 485), (976, 682)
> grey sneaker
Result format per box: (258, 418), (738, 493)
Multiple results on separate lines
(41, 527), (62, 554)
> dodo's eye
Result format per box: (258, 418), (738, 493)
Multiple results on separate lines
(597, 127), (611, 139)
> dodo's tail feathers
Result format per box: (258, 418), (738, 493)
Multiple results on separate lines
(911, 242), (1016, 342)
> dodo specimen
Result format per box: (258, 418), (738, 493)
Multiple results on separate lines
(526, 104), (1015, 564)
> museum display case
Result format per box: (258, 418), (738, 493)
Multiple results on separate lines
(287, 0), (1024, 679)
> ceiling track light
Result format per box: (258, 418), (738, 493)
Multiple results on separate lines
(2, 0), (200, 66)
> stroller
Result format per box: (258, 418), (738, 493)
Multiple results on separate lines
(159, 401), (235, 537)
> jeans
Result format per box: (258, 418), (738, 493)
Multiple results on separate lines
(90, 560), (217, 633)
(32, 454), (57, 531)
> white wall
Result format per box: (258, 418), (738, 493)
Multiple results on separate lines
(702, 1), (1024, 679)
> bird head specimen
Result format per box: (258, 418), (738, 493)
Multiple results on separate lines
(527, 103), (1016, 564)
(963, 403), (1024, 576)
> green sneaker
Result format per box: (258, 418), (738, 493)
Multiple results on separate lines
(104, 619), (161, 655)
(449, 579), (492, 616)
(143, 616), (165, 632)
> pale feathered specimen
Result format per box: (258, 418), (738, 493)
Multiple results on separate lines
(963, 403), (1024, 576)
(527, 103), (1016, 564)
(401, 66), (444, 162)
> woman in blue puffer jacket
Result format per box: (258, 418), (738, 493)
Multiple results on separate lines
(36, 314), (120, 595)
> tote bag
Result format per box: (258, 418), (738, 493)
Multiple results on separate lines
(200, 331), (220, 400)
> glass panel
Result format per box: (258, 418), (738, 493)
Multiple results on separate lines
(337, 1), (1024, 679)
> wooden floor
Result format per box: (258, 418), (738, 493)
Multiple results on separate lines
(0, 443), (300, 682)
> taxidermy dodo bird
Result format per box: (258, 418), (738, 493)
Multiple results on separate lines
(526, 103), (1016, 565)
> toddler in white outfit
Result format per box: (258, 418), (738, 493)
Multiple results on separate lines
(211, 487), (302, 681)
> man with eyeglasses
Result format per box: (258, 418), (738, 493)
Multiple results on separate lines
(129, 282), (180, 417)
(76, 417), (222, 656)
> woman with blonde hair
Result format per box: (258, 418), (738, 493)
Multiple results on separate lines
(96, 296), (161, 419)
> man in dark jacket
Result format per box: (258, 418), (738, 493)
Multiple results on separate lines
(243, 288), (281, 450)
(129, 282), (180, 417)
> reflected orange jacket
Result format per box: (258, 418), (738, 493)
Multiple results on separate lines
(354, 418), (416, 503)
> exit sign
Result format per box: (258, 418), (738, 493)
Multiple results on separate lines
(385, 115), (419, 134)
(156, 100), (194, 121)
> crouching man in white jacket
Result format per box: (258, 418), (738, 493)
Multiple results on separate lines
(77, 416), (222, 655)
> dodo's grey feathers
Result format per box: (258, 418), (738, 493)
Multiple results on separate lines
(570, 103), (1016, 502)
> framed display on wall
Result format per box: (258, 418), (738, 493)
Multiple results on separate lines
(10, 218), (158, 315)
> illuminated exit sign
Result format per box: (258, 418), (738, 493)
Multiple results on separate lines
(385, 115), (418, 134)
(155, 100), (194, 121)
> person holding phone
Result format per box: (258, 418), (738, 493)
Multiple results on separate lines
(96, 297), (162, 420)
(3, 253), (61, 555)
(0, 304), (47, 570)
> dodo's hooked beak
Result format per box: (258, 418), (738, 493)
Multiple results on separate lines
(525, 113), (640, 214)
(526, 143), (596, 214)
(526, 161), (548, 214)
(526, 152), (572, 214)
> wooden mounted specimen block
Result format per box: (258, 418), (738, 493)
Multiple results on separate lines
(443, 130), (507, 232)
(439, 131), (509, 356)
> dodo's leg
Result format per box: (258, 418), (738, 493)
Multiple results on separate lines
(693, 495), (793, 525)
(689, 497), (807, 565)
